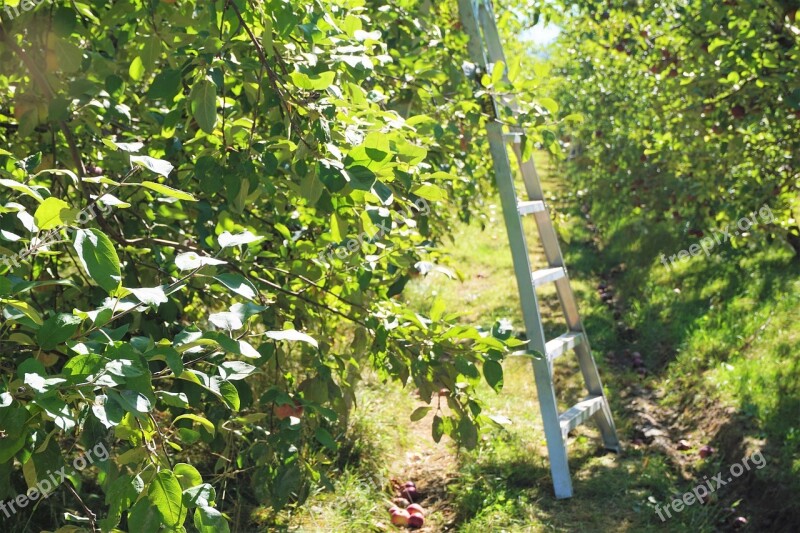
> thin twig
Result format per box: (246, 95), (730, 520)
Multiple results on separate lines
(64, 481), (98, 532)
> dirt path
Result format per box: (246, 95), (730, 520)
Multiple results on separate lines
(385, 406), (460, 531)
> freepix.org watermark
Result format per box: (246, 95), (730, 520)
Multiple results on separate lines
(0, 442), (109, 519)
(654, 450), (766, 522)
(660, 205), (774, 269)
(317, 198), (430, 265)
(3, 0), (55, 22)
(0, 200), (113, 271)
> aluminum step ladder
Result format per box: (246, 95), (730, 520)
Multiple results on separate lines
(457, 0), (620, 499)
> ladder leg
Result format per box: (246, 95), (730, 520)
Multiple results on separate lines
(531, 356), (573, 499)
(485, 121), (576, 498)
(575, 343), (621, 452)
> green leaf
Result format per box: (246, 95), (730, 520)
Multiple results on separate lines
(491, 60), (505, 85)
(35, 313), (82, 350)
(157, 391), (189, 408)
(175, 252), (226, 271)
(412, 184), (447, 201)
(148, 470), (188, 528)
(63, 354), (103, 380)
(346, 165), (376, 191)
(9, 279), (75, 297)
(184, 483), (216, 508)
(173, 414), (216, 436)
(410, 406), (431, 421)
(21, 437), (63, 493)
(72, 2), (99, 23)
(218, 231), (263, 248)
(129, 286), (168, 306)
(190, 80), (218, 134)
(33, 396), (75, 431)
(174, 463), (203, 491)
(24, 372), (67, 394)
(130, 155), (174, 177)
(458, 417), (479, 449)
(110, 389), (152, 414)
(213, 273), (258, 301)
(314, 427), (337, 451)
(101, 474), (140, 530)
(0, 178), (44, 202)
(148, 69), (183, 101)
(538, 97), (559, 114)
(140, 181), (196, 201)
(34, 197), (75, 230)
(194, 505), (230, 533)
(0, 277), (11, 296)
(290, 71), (336, 90)
(432, 414), (444, 443)
(483, 360), (504, 392)
(218, 361), (256, 381)
(129, 56), (145, 81)
(265, 329), (318, 348)
(218, 380), (240, 411)
(55, 39), (84, 73)
(0, 408), (28, 462)
(3, 300), (44, 326)
(209, 311), (244, 330)
(91, 396), (125, 429)
(73, 229), (121, 294)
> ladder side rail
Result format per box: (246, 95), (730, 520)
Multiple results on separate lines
(458, 0), (575, 498)
(479, 0), (620, 455)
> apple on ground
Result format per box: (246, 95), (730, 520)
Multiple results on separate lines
(408, 513), (424, 528)
(407, 503), (424, 516)
(402, 486), (419, 500)
(390, 509), (410, 526)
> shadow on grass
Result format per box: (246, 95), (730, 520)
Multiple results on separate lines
(448, 429), (687, 532)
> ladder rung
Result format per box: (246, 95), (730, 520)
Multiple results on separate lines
(531, 267), (565, 287)
(508, 349), (542, 359)
(503, 131), (523, 144)
(559, 395), (605, 439)
(545, 332), (583, 361)
(517, 200), (545, 215)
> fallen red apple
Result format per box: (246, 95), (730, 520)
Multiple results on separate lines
(390, 509), (410, 526)
(407, 503), (425, 517)
(402, 486), (419, 501)
(408, 513), (425, 528)
(676, 439), (691, 451)
(402, 487), (419, 501)
(699, 445), (714, 458)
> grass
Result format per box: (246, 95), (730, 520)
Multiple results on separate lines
(278, 153), (800, 532)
